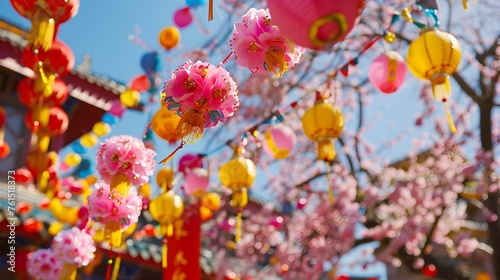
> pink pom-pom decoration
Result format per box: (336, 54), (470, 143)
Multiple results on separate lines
(162, 60), (239, 146)
(230, 8), (305, 78)
(51, 227), (96, 267)
(368, 50), (407, 94)
(96, 135), (156, 186)
(87, 180), (143, 229)
(266, 0), (365, 50)
(27, 249), (63, 280)
(261, 124), (297, 159)
(184, 167), (209, 196)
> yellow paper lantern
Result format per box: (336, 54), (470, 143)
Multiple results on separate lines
(93, 228), (105, 243)
(301, 92), (344, 162)
(119, 89), (141, 108)
(80, 133), (98, 148)
(406, 27), (461, 133)
(48, 221), (63, 236)
(476, 272), (491, 280)
(149, 189), (184, 237)
(219, 148), (256, 242)
(64, 153), (81, 167)
(156, 168), (175, 190)
(201, 192), (221, 212)
(138, 183), (151, 200)
(49, 198), (79, 226)
(92, 122), (111, 137)
(151, 107), (181, 144)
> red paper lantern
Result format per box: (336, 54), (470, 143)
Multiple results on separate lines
(0, 106), (5, 127)
(18, 77), (68, 107)
(16, 202), (33, 215)
(267, 0), (365, 50)
(21, 40), (75, 76)
(422, 264), (437, 277)
(14, 168), (34, 184)
(129, 74), (151, 92)
(25, 107), (69, 136)
(10, 0), (80, 51)
(23, 218), (43, 233)
(0, 140), (10, 159)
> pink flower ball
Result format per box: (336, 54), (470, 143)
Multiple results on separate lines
(178, 153), (204, 174)
(51, 227), (96, 267)
(27, 249), (63, 280)
(87, 180), (143, 229)
(261, 124), (297, 159)
(96, 135), (156, 186)
(184, 167), (209, 196)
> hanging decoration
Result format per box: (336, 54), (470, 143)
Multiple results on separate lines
(178, 153), (204, 174)
(174, 7), (194, 28)
(406, 27), (461, 133)
(160, 60), (239, 163)
(10, 0), (80, 51)
(159, 26), (181, 51)
(0, 106), (9, 159)
(17, 77), (68, 107)
(230, 8), (305, 78)
(266, 0), (365, 50)
(27, 249), (63, 280)
(368, 50), (407, 94)
(151, 106), (181, 144)
(302, 91), (344, 203)
(51, 227), (96, 280)
(183, 167), (209, 197)
(219, 147), (257, 243)
(261, 123), (297, 159)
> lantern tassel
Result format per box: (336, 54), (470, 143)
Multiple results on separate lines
(159, 141), (185, 165)
(110, 174), (131, 196)
(208, 0), (214, 21)
(162, 239), (168, 269)
(235, 208), (242, 243)
(264, 45), (288, 79)
(176, 109), (206, 144)
(60, 262), (77, 280)
(443, 102), (457, 134)
(325, 161), (334, 204)
(28, 10), (55, 52)
(111, 253), (121, 280)
(463, 0), (468, 9)
(105, 221), (122, 248)
(105, 250), (113, 280)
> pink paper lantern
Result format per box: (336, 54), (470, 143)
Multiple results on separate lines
(368, 51), (407, 94)
(266, 0), (365, 50)
(178, 153), (204, 174)
(261, 124), (297, 159)
(183, 167), (209, 196)
(174, 7), (193, 28)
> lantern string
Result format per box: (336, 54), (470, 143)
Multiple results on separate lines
(162, 238), (168, 269)
(208, 0), (214, 21)
(443, 102), (457, 134)
(159, 141), (185, 164)
(325, 161), (334, 204)
(111, 252), (122, 280)
(105, 249), (113, 280)
(235, 208), (242, 243)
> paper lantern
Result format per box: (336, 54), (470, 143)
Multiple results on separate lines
(201, 192), (221, 212)
(230, 8), (305, 78)
(64, 153), (81, 167)
(149, 189), (184, 236)
(92, 122), (111, 137)
(119, 89), (141, 108)
(151, 107), (181, 144)
(0, 140), (10, 159)
(10, 0), (79, 51)
(422, 264), (437, 277)
(0, 106), (5, 127)
(80, 133), (98, 148)
(17, 77), (68, 107)
(368, 51), (407, 93)
(129, 74), (151, 92)
(108, 100), (126, 118)
(140, 51), (161, 76)
(267, 0), (365, 50)
(159, 26), (180, 51)
(476, 272), (491, 280)
(186, 0), (205, 7)
(184, 167), (209, 197)
(178, 153), (204, 174)
(407, 27), (461, 133)
(161, 60), (239, 160)
(219, 148), (257, 242)
(302, 92), (344, 162)
(23, 218), (43, 233)
(174, 7), (193, 28)
(16, 201), (32, 215)
(21, 40), (75, 76)
(14, 168), (33, 184)
(25, 107), (69, 136)
(156, 168), (175, 190)
(262, 124), (297, 159)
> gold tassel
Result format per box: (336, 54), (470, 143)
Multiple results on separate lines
(462, 0), (468, 9)
(110, 174), (130, 196)
(176, 110), (205, 144)
(159, 141), (185, 165)
(208, 0), (214, 21)
(162, 239), (168, 269)
(28, 10), (55, 52)
(235, 208), (242, 243)
(59, 262), (77, 280)
(443, 102), (457, 134)
(111, 253), (122, 280)
(105, 221), (122, 248)
(325, 161), (334, 204)
(264, 45), (288, 79)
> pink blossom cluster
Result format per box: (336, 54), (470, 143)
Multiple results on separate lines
(230, 8), (305, 78)
(162, 60), (240, 128)
(27, 249), (63, 280)
(87, 180), (143, 229)
(51, 227), (96, 267)
(96, 135), (156, 186)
